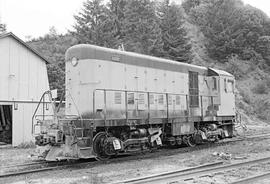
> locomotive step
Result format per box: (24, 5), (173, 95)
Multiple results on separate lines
(77, 137), (91, 140)
(79, 147), (92, 150)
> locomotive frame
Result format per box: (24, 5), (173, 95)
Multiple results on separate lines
(32, 44), (236, 161)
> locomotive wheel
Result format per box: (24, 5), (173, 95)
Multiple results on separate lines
(175, 137), (182, 145)
(186, 136), (196, 147)
(93, 132), (110, 161)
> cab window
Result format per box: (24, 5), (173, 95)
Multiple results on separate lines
(227, 80), (234, 93)
(224, 79), (227, 92)
(212, 77), (217, 90)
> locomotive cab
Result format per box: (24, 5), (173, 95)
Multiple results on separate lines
(207, 68), (235, 120)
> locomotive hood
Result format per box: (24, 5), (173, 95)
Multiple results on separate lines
(65, 44), (207, 74)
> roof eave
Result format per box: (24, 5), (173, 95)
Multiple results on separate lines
(0, 32), (50, 64)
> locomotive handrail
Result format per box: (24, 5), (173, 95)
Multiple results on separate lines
(66, 90), (83, 121)
(91, 116), (202, 121)
(55, 90), (65, 113)
(34, 114), (80, 120)
(94, 88), (218, 97)
(31, 90), (52, 134)
(57, 118), (94, 121)
(93, 88), (219, 125)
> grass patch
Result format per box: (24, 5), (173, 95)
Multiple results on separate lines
(16, 141), (36, 149)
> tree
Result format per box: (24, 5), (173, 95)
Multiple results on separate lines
(29, 34), (78, 93)
(106, 0), (127, 40)
(256, 36), (270, 64)
(72, 0), (116, 47)
(158, 0), (192, 62)
(122, 0), (163, 56)
(48, 26), (58, 38)
(0, 23), (6, 33)
(189, 0), (270, 62)
(182, 0), (201, 14)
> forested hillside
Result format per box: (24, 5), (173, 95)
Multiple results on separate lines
(28, 0), (270, 123)
(182, 0), (270, 124)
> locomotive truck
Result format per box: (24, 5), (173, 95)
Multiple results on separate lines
(32, 44), (235, 161)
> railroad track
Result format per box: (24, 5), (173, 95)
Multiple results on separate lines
(0, 159), (95, 178)
(118, 157), (270, 184)
(2, 160), (52, 169)
(231, 171), (270, 184)
(113, 132), (270, 164)
(219, 132), (270, 145)
(1, 132), (270, 178)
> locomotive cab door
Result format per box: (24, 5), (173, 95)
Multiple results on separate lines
(171, 71), (198, 136)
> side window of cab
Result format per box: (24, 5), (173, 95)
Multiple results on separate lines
(224, 78), (234, 93)
(227, 79), (234, 93)
(212, 77), (217, 91)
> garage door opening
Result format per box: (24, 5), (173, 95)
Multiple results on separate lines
(0, 105), (12, 144)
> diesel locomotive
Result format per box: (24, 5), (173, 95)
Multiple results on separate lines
(32, 44), (236, 161)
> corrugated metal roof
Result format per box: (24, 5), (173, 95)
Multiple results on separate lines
(0, 32), (50, 64)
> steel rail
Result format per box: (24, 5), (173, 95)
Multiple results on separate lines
(0, 160), (93, 178)
(119, 157), (270, 184)
(0, 165), (65, 178)
(230, 172), (270, 184)
(222, 132), (270, 144)
(1, 161), (49, 169)
(1, 133), (270, 178)
(113, 161), (224, 184)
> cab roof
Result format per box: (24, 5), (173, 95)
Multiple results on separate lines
(208, 68), (234, 77)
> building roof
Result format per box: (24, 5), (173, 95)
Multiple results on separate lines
(0, 32), (50, 64)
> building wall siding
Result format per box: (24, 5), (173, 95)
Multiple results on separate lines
(0, 36), (50, 146)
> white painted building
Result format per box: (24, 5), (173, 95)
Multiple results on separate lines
(0, 32), (50, 146)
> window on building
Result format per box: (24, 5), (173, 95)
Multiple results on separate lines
(189, 71), (199, 107)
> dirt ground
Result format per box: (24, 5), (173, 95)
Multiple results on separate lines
(1, 123), (270, 184)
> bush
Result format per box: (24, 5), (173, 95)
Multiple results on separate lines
(16, 141), (36, 148)
(252, 81), (268, 94)
(225, 55), (246, 79)
(265, 77), (270, 88)
(239, 90), (251, 104)
(253, 98), (270, 120)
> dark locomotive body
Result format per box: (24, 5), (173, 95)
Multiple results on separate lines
(33, 44), (235, 160)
